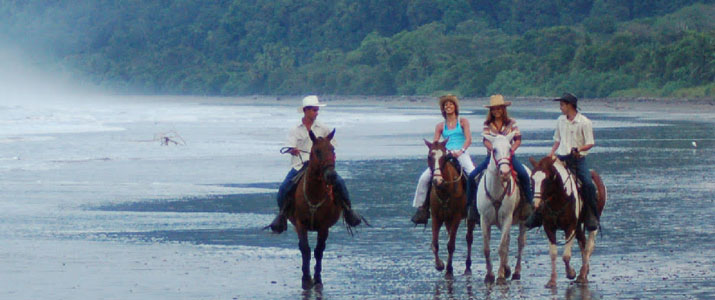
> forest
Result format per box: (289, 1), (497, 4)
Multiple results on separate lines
(1, 0), (713, 98)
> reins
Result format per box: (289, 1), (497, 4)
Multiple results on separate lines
(280, 146), (311, 164)
(300, 168), (334, 230)
(432, 157), (465, 218)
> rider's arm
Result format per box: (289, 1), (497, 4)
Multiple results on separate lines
(511, 137), (522, 153)
(459, 118), (472, 154)
(433, 122), (443, 142)
(549, 141), (560, 157)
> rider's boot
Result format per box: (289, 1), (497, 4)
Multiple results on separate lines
(583, 206), (599, 231)
(411, 194), (431, 225)
(269, 210), (288, 233)
(467, 202), (480, 224)
(525, 210), (543, 229)
(341, 196), (363, 227)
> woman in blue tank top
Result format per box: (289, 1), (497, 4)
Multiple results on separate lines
(411, 95), (476, 225)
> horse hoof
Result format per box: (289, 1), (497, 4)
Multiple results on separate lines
(464, 269), (472, 276)
(504, 266), (512, 278)
(313, 282), (323, 291)
(313, 275), (322, 287)
(484, 274), (495, 284)
(575, 276), (588, 284)
(567, 270), (577, 280)
(545, 281), (557, 288)
(445, 271), (454, 280)
(302, 276), (313, 290)
(511, 273), (521, 281)
(435, 260), (445, 271)
(496, 277), (507, 285)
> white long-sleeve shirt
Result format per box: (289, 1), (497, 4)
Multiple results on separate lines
(286, 121), (335, 170)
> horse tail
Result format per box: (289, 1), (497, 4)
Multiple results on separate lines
(590, 169), (607, 236)
(590, 170), (607, 215)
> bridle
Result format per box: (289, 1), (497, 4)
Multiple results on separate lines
(299, 140), (336, 229)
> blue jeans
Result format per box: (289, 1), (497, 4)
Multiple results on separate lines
(276, 163), (349, 210)
(558, 154), (598, 218)
(467, 154), (533, 207)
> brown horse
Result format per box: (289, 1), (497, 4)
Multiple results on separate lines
(424, 139), (477, 277)
(289, 129), (343, 290)
(529, 156), (607, 288)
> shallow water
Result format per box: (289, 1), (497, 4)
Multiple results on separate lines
(0, 96), (713, 299)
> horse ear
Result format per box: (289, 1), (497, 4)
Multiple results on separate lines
(506, 131), (516, 142)
(529, 157), (538, 167)
(309, 130), (317, 142)
(326, 128), (336, 140)
(482, 133), (495, 143)
(424, 139), (432, 148)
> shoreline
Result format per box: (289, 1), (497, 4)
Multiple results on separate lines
(223, 94), (715, 120)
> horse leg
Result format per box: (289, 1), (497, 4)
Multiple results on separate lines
(563, 232), (577, 280)
(445, 220), (459, 278)
(313, 228), (329, 289)
(481, 222), (494, 284)
(432, 219), (445, 272)
(512, 224), (526, 280)
(465, 219), (475, 275)
(545, 242), (558, 288)
(576, 229), (597, 283)
(297, 228), (313, 290)
(496, 219), (512, 285)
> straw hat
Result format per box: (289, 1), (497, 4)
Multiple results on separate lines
(439, 94), (460, 113)
(484, 94), (511, 108)
(299, 95), (326, 112)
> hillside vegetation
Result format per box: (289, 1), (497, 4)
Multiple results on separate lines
(1, 0), (713, 98)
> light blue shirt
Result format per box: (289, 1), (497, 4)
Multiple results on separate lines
(443, 120), (466, 150)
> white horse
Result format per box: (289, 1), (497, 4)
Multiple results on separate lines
(476, 132), (530, 284)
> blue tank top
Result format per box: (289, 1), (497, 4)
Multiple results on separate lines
(443, 120), (466, 150)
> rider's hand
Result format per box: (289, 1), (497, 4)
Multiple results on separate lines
(289, 148), (300, 156)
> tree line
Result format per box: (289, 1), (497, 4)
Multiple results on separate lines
(1, 0), (712, 98)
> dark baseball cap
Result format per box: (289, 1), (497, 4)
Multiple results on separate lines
(553, 93), (578, 108)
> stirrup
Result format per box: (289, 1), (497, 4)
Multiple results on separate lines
(525, 211), (542, 229)
(268, 214), (287, 233)
(411, 207), (429, 225)
(344, 210), (362, 227)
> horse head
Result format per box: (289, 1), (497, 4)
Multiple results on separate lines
(484, 132), (516, 180)
(424, 138), (450, 187)
(309, 129), (337, 185)
(529, 156), (558, 209)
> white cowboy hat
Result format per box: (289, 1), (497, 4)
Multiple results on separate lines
(299, 95), (326, 112)
(484, 94), (512, 108)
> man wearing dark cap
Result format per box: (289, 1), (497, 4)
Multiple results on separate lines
(526, 93), (599, 231)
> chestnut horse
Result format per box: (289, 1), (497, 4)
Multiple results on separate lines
(529, 156), (607, 288)
(290, 129), (343, 290)
(476, 133), (530, 284)
(424, 139), (477, 277)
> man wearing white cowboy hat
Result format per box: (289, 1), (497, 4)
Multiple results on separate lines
(525, 92), (599, 231)
(268, 95), (362, 233)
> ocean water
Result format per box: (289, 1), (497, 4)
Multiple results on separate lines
(0, 95), (713, 299)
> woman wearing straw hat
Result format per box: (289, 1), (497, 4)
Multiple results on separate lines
(411, 95), (476, 225)
(466, 94), (534, 223)
(268, 95), (362, 233)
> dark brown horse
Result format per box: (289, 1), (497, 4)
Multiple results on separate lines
(424, 139), (477, 277)
(529, 156), (607, 288)
(289, 129), (343, 290)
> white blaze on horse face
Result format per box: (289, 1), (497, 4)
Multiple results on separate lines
(531, 171), (546, 207)
(431, 149), (444, 185)
(491, 135), (512, 177)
